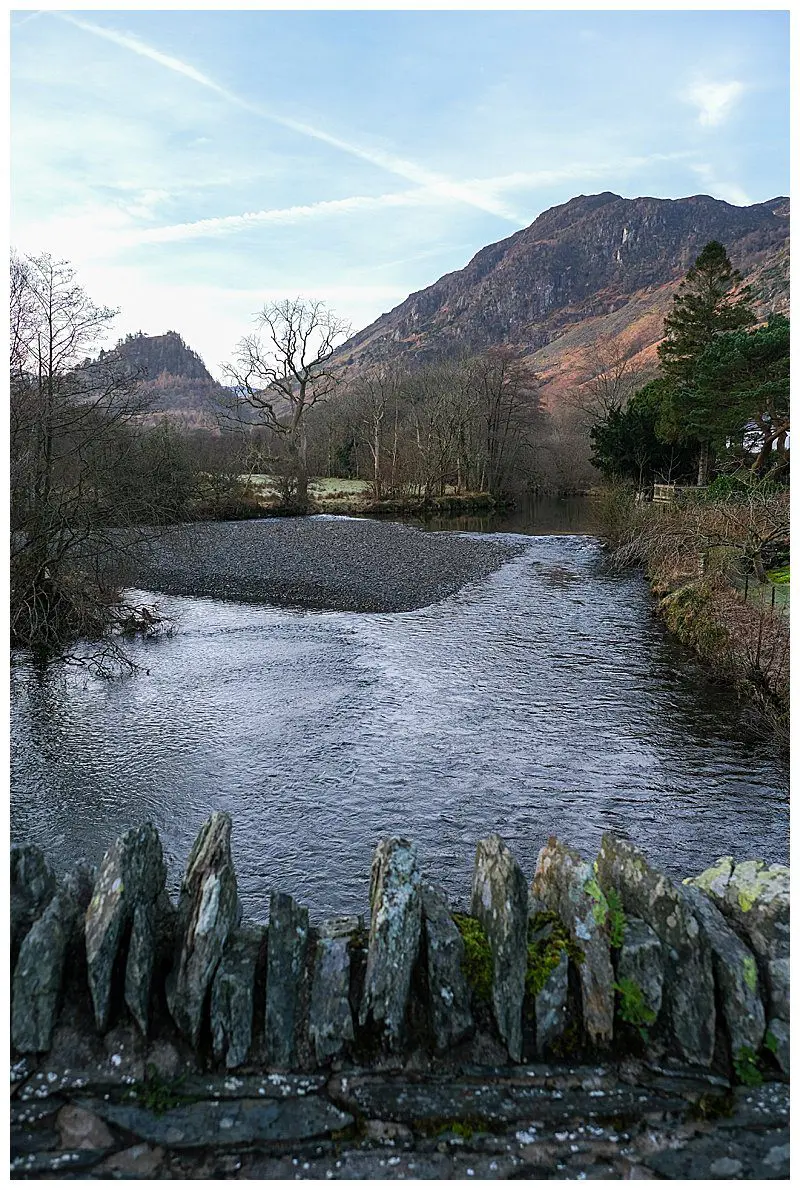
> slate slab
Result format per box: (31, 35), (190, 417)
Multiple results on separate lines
(360, 838), (422, 1051)
(309, 923), (355, 1064)
(471, 835), (528, 1061)
(211, 927), (264, 1069)
(532, 837), (615, 1046)
(596, 833), (715, 1066)
(85, 823), (165, 1033)
(265, 893), (309, 1068)
(166, 812), (239, 1046)
(680, 884), (765, 1058)
(84, 1095), (353, 1148)
(12, 887), (78, 1054)
(422, 883), (474, 1052)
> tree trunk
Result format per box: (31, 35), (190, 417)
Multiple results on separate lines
(696, 439), (710, 486)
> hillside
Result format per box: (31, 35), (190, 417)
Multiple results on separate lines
(97, 331), (227, 426)
(338, 192), (789, 410)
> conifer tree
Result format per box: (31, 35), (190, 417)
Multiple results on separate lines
(657, 241), (756, 483)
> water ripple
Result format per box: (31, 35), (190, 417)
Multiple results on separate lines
(11, 533), (788, 921)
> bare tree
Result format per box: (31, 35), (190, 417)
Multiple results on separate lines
(348, 363), (406, 498)
(466, 347), (540, 494)
(567, 334), (650, 427)
(10, 252), (163, 661)
(224, 298), (351, 508)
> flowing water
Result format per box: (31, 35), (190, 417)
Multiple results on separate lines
(11, 502), (788, 921)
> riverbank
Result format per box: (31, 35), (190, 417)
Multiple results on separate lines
(127, 516), (524, 613)
(592, 485), (790, 749)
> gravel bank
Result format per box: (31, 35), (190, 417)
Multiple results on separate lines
(128, 516), (524, 612)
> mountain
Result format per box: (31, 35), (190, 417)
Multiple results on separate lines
(338, 192), (789, 410)
(97, 331), (227, 426)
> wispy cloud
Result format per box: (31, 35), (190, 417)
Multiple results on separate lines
(59, 13), (524, 225)
(681, 80), (746, 127)
(133, 190), (445, 244)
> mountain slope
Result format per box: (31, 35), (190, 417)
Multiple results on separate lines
(99, 331), (227, 425)
(338, 192), (789, 409)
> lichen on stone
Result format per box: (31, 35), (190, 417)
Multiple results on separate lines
(742, 956), (758, 994)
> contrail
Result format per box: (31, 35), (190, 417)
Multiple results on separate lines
(59, 13), (525, 225)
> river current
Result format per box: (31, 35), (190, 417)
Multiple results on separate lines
(10, 510), (788, 921)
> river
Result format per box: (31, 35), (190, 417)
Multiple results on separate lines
(10, 500), (788, 921)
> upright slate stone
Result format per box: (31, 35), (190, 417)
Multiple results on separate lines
(211, 927), (264, 1069)
(681, 884), (766, 1058)
(359, 838), (422, 1051)
(684, 857), (789, 963)
(308, 918), (357, 1064)
(596, 833), (715, 1067)
(85, 824), (165, 1033)
(421, 883), (473, 1052)
(532, 837), (615, 1046)
(471, 835), (528, 1061)
(535, 948), (569, 1055)
(12, 886), (78, 1053)
(167, 812), (239, 1046)
(617, 917), (664, 1018)
(11, 844), (56, 957)
(124, 903), (157, 1036)
(265, 893), (309, 1068)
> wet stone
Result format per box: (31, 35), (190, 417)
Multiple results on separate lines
(617, 917), (663, 1018)
(11, 844), (56, 956)
(360, 838), (422, 1051)
(422, 883), (474, 1052)
(327, 1073), (691, 1128)
(56, 1103), (115, 1151)
(532, 837), (615, 1046)
(680, 884), (765, 1058)
(85, 1094), (353, 1148)
(309, 923), (355, 1064)
(596, 832), (714, 1066)
(125, 901), (157, 1037)
(471, 835), (528, 1061)
(166, 812), (239, 1046)
(684, 857), (789, 962)
(211, 926), (263, 1069)
(765, 1018), (789, 1076)
(85, 823), (165, 1033)
(12, 887), (78, 1054)
(96, 1143), (165, 1178)
(265, 892), (309, 1068)
(535, 947), (569, 1056)
(766, 957), (789, 1023)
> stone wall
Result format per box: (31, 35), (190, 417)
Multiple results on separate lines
(11, 818), (789, 1081)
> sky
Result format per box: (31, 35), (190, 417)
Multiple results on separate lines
(10, 7), (790, 379)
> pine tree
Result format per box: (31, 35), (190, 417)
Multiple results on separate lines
(657, 241), (756, 484)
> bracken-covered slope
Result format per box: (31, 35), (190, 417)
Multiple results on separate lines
(338, 192), (789, 409)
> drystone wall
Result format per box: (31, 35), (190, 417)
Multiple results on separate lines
(10, 817), (790, 1179)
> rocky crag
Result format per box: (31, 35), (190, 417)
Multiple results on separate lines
(337, 192), (789, 411)
(83, 330), (228, 427)
(10, 818), (789, 1179)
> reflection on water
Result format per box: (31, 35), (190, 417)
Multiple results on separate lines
(10, 515), (787, 922)
(373, 494), (593, 537)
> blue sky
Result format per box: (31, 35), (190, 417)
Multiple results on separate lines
(11, 8), (789, 378)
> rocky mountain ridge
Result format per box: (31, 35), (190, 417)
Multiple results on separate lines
(337, 191), (789, 409)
